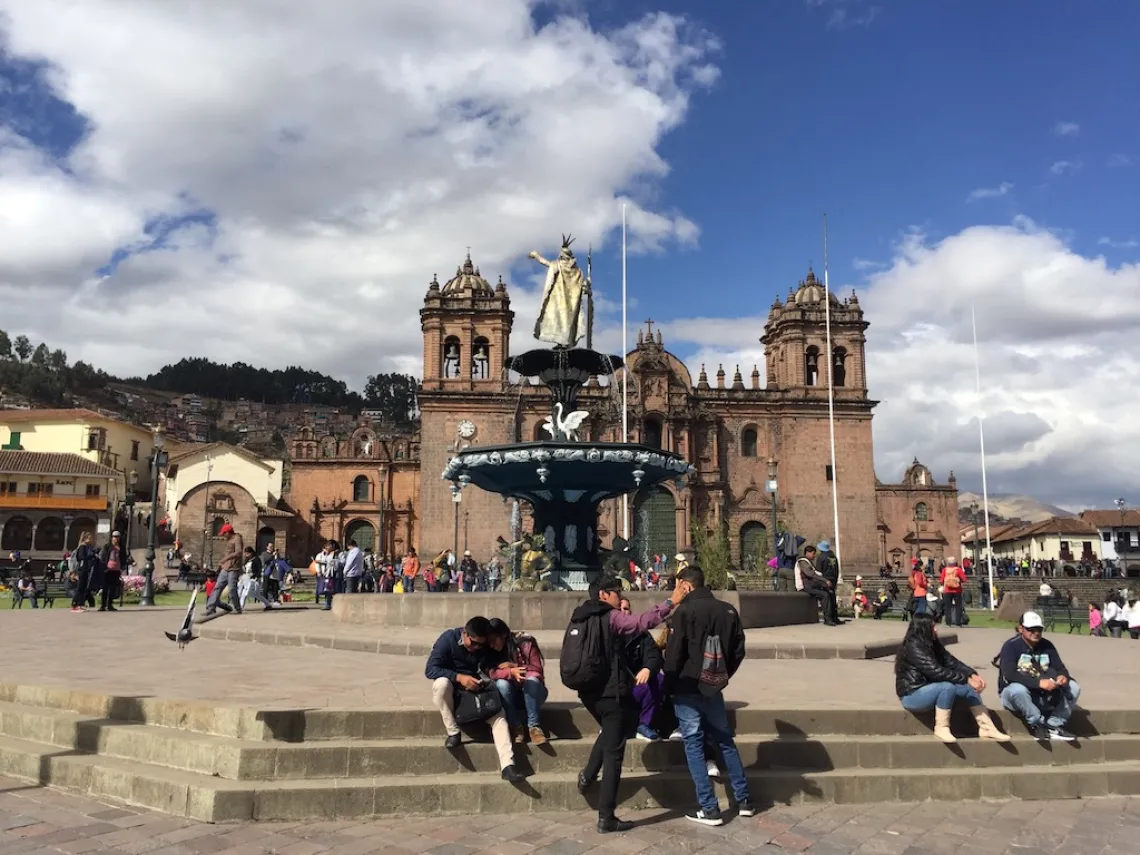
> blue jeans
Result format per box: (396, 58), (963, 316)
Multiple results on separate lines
(673, 693), (751, 814)
(900, 682), (981, 712)
(1000, 680), (1081, 728)
(494, 677), (548, 728)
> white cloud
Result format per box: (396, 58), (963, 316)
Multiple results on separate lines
(1053, 121), (1080, 137)
(1108, 153), (1133, 168)
(804, 0), (882, 29)
(664, 220), (1140, 507)
(1049, 158), (1083, 176)
(853, 257), (884, 271)
(966, 181), (1013, 202)
(1098, 237), (1140, 250)
(0, 0), (718, 383)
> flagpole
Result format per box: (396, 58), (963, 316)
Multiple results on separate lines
(823, 214), (842, 579)
(972, 305), (996, 609)
(621, 204), (630, 541)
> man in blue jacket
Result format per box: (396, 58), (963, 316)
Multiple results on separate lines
(998, 610), (1081, 742)
(426, 615), (524, 782)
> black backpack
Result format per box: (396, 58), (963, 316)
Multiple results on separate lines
(560, 613), (609, 693)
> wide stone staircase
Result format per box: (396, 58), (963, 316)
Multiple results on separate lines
(1, 682), (1140, 822)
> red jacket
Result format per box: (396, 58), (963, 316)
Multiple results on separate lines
(487, 633), (545, 683)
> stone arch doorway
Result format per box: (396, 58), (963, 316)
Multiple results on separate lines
(1, 516), (33, 552)
(256, 526), (276, 553)
(345, 519), (376, 553)
(633, 486), (676, 569)
(739, 521), (767, 572)
(35, 517), (66, 552)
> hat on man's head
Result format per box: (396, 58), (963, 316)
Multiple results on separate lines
(1020, 611), (1045, 630)
(219, 523), (234, 536)
(463, 550), (471, 557)
(111, 530), (121, 538)
(817, 540), (830, 551)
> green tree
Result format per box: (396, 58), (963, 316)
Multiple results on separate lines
(13, 335), (31, 362)
(30, 343), (48, 366)
(690, 513), (732, 590)
(362, 372), (419, 427)
(0, 330), (11, 360)
(48, 349), (68, 372)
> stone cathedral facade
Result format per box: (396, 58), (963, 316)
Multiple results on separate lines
(287, 254), (958, 576)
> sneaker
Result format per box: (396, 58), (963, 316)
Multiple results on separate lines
(70, 606), (83, 612)
(738, 802), (758, 817)
(636, 725), (659, 742)
(1029, 723), (1051, 741)
(668, 729), (684, 741)
(706, 760), (720, 778)
(1049, 726), (1076, 742)
(444, 732), (462, 749)
(529, 725), (548, 746)
(686, 809), (724, 827)
(512, 725), (527, 744)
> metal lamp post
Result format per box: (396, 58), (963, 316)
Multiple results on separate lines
(452, 487), (462, 561)
(766, 458), (778, 559)
(970, 501), (980, 570)
(1116, 497), (1127, 574)
(141, 427), (166, 607)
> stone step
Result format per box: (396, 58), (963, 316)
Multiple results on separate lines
(2, 732), (1140, 821)
(4, 698), (1140, 781)
(4, 684), (1139, 743)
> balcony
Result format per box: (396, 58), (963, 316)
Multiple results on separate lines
(0, 495), (109, 511)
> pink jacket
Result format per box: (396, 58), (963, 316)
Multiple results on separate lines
(487, 633), (545, 683)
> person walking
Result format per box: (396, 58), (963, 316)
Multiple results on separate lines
(98, 531), (129, 612)
(563, 575), (686, 834)
(70, 531), (99, 612)
(664, 566), (755, 826)
(205, 523), (243, 616)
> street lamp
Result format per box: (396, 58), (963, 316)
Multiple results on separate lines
(452, 485), (462, 562)
(1116, 497), (1128, 571)
(766, 458), (778, 559)
(141, 426), (166, 607)
(970, 501), (980, 571)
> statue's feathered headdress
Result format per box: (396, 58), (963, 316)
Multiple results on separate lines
(561, 233), (575, 249)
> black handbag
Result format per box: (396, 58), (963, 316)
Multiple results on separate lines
(453, 681), (503, 725)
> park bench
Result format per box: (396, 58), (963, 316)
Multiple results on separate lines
(9, 578), (68, 608)
(1036, 595), (1082, 634)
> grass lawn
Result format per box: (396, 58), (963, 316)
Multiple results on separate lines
(867, 608), (1090, 633)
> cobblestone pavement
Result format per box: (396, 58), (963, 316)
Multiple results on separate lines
(1, 775), (1137, 855)
(3, 607), (1138, 711)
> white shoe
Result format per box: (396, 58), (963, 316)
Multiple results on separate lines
(669, 730), (683, 741)
(706, 760), (720, 778)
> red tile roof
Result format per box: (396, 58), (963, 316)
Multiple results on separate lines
(0, 408), (106, 423)
(0, 451), (122, 479)
(1081, 509), (1140, 528)
(989, 516), (1098, 544)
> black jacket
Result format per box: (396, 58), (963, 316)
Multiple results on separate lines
(815, 550), (840, 585)
(895, 635), (975, 698)
(626, 631), (664, 677)
(569, 599), (628, 700)
(663, 588), (746, 696)
(997, 636), (1069, 694)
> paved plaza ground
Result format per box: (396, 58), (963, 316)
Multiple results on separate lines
(4, 605), (1140, 852)
(1, 773), (1137, 855)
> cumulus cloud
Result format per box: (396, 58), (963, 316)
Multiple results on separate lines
(1053, 121), (1080, 137)
(966, 181), (1013, 202)
(0, 0), (718, 382)
(1098, 237), (1140, 249)
(1107, 153), (1133, 168)
(663, 220), (1140, 507)
(1049, 158), (1083, 176)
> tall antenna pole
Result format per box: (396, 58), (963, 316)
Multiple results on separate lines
(621, 204), (630, 540)
(823, 214), (842, 578)
(972, 305), (996, 609)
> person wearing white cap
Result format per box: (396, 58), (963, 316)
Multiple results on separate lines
(996, 611), (1080, 742)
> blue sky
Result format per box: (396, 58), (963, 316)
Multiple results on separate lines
(0, 0), (1137, 506)
(572, 0), (1140, 319)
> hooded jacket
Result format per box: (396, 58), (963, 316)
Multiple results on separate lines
(569, 597), (673, 700)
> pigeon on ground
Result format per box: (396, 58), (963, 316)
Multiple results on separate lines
(165, 586), (199, 649)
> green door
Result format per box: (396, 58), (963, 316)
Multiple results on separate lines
(344, 519), (376, 553)
(633, 486), (677, 568)
(740, 521), (768, 572)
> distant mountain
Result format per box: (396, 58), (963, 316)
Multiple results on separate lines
(958, 492), (1076, 523)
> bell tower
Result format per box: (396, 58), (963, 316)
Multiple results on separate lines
(417, 251), (516, 557)
(760, 268), (869, 396)
(420, 251), (514, 392)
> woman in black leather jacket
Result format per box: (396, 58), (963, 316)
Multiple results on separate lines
(895, 614), (1010, 744)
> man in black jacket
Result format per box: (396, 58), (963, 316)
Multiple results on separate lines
(997, 611), (1081, 742)
(663, 566), (754, 827)
(570, 575), (685, 834)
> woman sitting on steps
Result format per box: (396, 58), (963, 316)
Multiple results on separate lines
(895, 614), (1011, 744)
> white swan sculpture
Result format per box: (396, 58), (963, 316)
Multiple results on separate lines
(541, 402), (590, 442)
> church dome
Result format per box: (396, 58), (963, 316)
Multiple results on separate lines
(442, 251), (494, 295)
(792, 268), (839, 306)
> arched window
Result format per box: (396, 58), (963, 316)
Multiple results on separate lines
(832, 346), (847, 387)
(643, 417), (663, 450)
(741, 427), (758, 458)
(443, 336), (462, 379)
(914, 502), (929, 522)
(211, 516), (227, 536)
(472, 336), (490, 380)
(805, 346), (820, 387)
(35, 517), (65, 551)
(1, 515), (33, 551)
(353, 476), (371, 502)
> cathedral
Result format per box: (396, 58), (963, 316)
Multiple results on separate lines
(286, 252), (959, 577)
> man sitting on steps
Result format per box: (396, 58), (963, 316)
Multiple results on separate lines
(997, 610), (1081, 742)
(425, 615), (525, 783)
